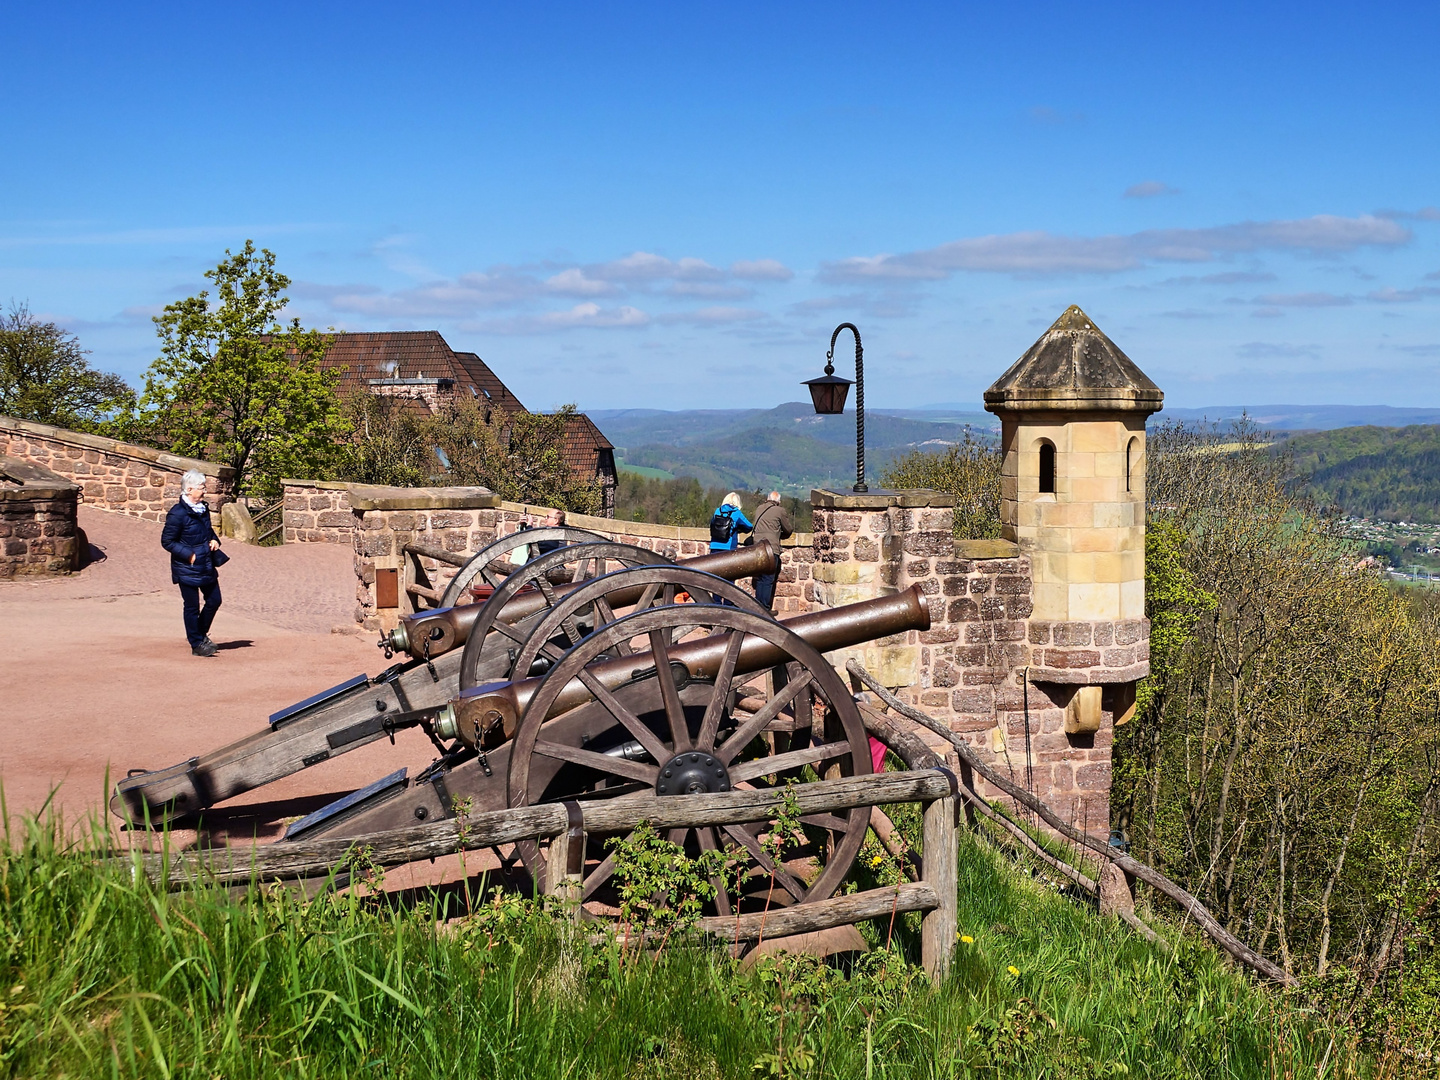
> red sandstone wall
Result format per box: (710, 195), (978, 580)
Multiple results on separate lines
(0, 416), (234, 522)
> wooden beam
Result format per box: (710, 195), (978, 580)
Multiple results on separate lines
(696, 883), (938, 942)
(126, 769), (954, 887)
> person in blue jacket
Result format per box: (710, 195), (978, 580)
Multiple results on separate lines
(161, 469), (228, 656)
(708, 492), (753, 552)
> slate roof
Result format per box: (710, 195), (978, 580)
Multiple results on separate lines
(984, 305), (1164, 414)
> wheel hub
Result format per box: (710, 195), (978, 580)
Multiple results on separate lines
(655, 751), (731, 796)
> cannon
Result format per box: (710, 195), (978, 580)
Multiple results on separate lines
(279, 584), (932, 916)
(111, 533), (779, 825)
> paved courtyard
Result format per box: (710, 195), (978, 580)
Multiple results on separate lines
(0, 506), (444, 858)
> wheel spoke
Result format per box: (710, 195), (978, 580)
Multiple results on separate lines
(490, 619), (527, 644)
(800, 812), (851, 833)
(722, 823), (807, 902)
(728, 741), (847, 783)
(592, 595), (633, 655)
(533, 739), (658, 786)
(573, 668), (672, 762)
(648, 630), (691, 752)
(714, 674), (813, 765)
(636, 582), (662, 611)
(697, 630), (745, 751)
(697, 826), (732, 917)
(581, 847), (617, 900)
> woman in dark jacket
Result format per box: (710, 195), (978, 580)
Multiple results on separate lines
(161, 469), (227, 656)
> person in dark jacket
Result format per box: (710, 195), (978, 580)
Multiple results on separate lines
(748, 491), (793, 612)
(708, 492), (753, 553)
(161, 469), (227, 656)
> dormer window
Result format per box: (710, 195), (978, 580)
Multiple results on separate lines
(1038, 441), (1056, 494)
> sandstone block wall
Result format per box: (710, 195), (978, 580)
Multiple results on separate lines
(0, 415), (234, 522)
(808, 488), (1142, 837)
(0, 458), (80, 578)
(282, 480), (355, 543)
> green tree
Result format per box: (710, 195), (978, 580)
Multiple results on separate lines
(880, 428), (1002, 538)
(331, 392), (434, 487)
(130, 242), (345, 498)
(428, 398), (601, 514)
(0, 303), (134, 431)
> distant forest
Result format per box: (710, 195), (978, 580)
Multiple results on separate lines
(1283, 424), (1440, 521)
(613, 473), (813, 533)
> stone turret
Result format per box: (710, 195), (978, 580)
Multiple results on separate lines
(985, 305), (1162, 726)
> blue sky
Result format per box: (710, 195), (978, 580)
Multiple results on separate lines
(3, 2), (1437, 412)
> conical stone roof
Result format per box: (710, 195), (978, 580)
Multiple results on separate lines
(984, 305), (1163, 414)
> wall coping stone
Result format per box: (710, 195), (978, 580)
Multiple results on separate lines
(0, 456), (80, 500)
(280, 478), (355, 491)
(954, 538), (1020, 559)
(811, 487), (955, 509)
(347, 485), (501, 511)
(0, 414), (234, 479)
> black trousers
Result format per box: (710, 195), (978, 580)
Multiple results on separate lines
(178, 580), (222, 647)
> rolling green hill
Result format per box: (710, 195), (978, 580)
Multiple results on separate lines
(596, 403), (993, 493)
(1283, 424), (1440, 521)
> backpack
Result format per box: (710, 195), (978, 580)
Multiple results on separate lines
(709, 508), (735, 544)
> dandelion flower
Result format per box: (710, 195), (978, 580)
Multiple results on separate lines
(1007, 965), (1020, 976)
(961, 935), (974, 944)
(869, 855), (884, 868)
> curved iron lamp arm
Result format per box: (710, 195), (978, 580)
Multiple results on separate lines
(828, 322), (866, 492)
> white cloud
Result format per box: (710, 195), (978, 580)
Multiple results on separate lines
(590, 252), (725, 283)
(1253, 292), (1352, 307)
(667, 281), (754, 300)
(481, 302), (651, 335)
(1124, 181), (1180, 199)
(1368, 286), (1440, 302)
(661, 306), (767, 325)
(544, 268), (618, 297)
(1375, 207), (1440, 222)
(820, 214), (1412, 282)
(730, 258), (794, 281)
(1238, 342), (1322, 359)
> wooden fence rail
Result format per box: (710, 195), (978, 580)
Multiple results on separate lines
(124, 768), (961, 982)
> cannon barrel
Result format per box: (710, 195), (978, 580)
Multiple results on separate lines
(384, 542), (780, 659)
(446, 584), (930, 747)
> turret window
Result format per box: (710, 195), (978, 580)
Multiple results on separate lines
(1038, 441), (1056, 494)
(1126, 437), (1137, 493)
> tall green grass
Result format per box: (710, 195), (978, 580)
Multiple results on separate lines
(0, 808), (1367, 1078)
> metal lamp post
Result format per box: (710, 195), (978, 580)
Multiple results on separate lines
(802, 322), (866, 492)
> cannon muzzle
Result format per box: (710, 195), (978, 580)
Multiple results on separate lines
(443, 584), (930, 747)
(381, 542), (780, 659)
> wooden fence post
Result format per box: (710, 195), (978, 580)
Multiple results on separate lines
(920, 791), (958, 984)
(544, 801), (586, 919)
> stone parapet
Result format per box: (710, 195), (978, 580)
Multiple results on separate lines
(1025, 619), (1150, 683)
(0, 457), (80, 577)
(295, 478), (819, 630)
(0, 415), (234, 522)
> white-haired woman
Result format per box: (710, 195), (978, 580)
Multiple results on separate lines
(708, 491), (753, 553)
(160, 469), (228, 656)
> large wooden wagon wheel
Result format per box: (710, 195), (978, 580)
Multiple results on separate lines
(507, 604), (873, 917)
(457, 542), (673, 690)
(438, 526), (608, 608)
(503, 564), (767, 684)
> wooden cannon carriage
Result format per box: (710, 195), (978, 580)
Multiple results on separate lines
(111, 530), (778, 825)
